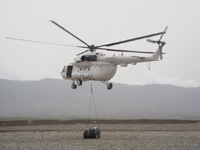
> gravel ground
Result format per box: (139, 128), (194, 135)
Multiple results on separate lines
(1, 123), (200, 131)
(0, 123), (200, 149)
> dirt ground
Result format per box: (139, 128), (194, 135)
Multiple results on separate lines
(0, 119), (199, 127)
(0, 120), (200, 149)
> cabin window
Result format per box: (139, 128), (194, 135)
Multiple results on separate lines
(80, 68), (82, 71)
(88, 68), (90, 71)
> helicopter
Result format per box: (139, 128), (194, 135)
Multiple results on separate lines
(7, 21), (168, 90)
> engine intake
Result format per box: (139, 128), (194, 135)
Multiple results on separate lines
(81, 55), (97, 61)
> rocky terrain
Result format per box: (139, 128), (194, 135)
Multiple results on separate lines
(0, 121), (199, 149)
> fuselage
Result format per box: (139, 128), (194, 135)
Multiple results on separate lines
(61, 61), (117, 81)
(61, 49), (160, 82)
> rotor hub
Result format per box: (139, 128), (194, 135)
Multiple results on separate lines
(89, 44), (96, 52)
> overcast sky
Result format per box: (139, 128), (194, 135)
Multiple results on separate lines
(0, 0), (200, 87)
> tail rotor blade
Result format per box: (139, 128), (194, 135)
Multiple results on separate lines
(147, 39), (157, 43)
(147, 26), (168, 45)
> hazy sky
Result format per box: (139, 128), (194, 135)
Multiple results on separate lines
(0, 0), (200, 87)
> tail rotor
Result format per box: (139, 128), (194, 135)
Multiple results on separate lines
(147, 26), (168, 60)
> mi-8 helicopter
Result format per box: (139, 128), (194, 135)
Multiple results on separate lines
(7, 21), (168, 90)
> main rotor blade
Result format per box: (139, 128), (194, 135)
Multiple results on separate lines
(97, 31), (166, 48)
(98, 47), (155, 54)
(159, 26), (168, 41)
(76, 50), (90, 56)
(50, 20), (90, 48)
(6, 37), (78, 47)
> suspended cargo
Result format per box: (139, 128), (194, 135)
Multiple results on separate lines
(83, 127), (101, 138)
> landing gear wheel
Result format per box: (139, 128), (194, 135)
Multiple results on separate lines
(107, 83), (113, 90)
(77, 79), (82, 86)
(71, 84), (77, 89)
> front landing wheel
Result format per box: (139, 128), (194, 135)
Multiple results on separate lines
(71, 84), (77, 89)
(107, 83), (113, 90)
(77, 79), (82, 86)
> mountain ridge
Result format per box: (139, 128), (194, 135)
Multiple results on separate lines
(0, 78), (199, 120)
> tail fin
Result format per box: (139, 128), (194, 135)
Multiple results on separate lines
(151, 48), (160, 60)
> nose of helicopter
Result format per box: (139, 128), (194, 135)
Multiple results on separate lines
(60, 72), (66, 79)
(60, 66), (67, 79)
